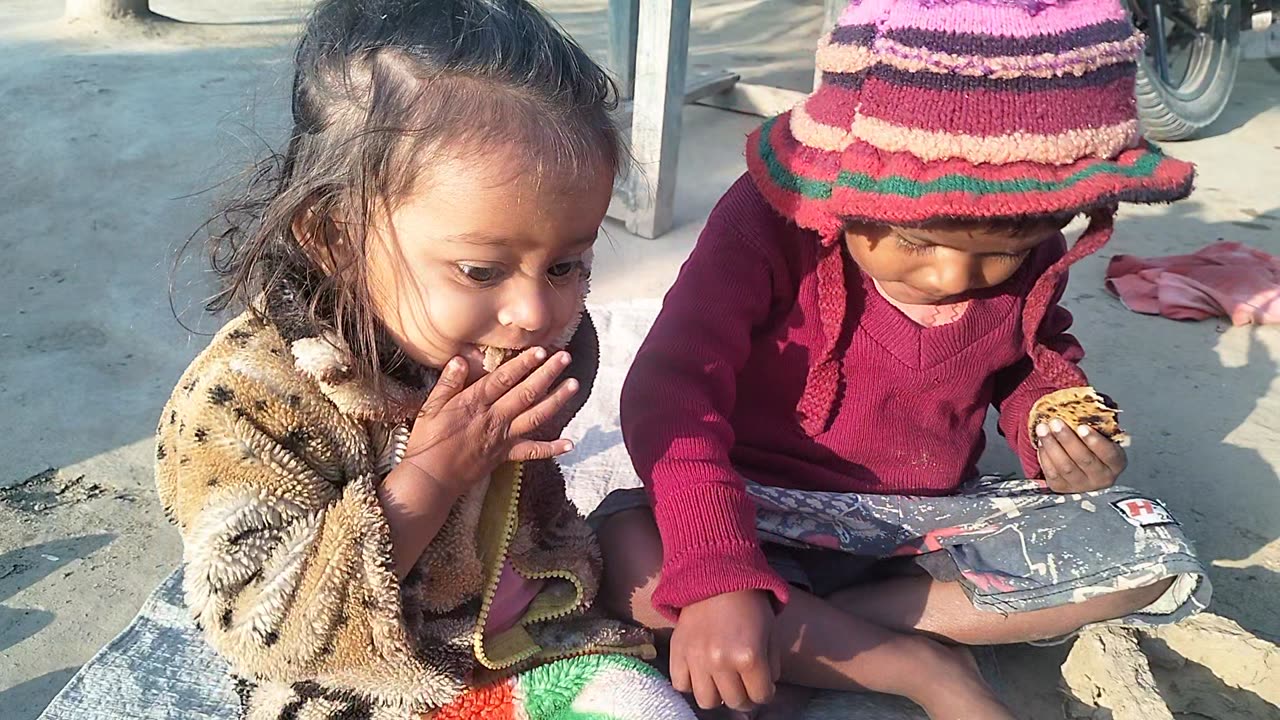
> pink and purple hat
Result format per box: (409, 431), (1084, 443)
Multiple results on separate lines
(748, 0), (1194, 231)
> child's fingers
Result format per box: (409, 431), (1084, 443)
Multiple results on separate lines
(691, 671), (724, 711)
(421, 358), (467, 414)
(1078, 425), (1128, 475)
(741, 659), (777, 707)
(1040, 420), (1118, 491)
(1036, 425), (1082, 491)
(509, 378), (579, 437)
(473, 347), (549, 406)
(669, 650), (693, 695)
(1051, 420), (1107, 476)
(491, 351), (571, 420)
(712, 671), (752, 712)
(506, 438), (573, 462)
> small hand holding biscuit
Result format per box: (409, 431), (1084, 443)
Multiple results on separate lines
(1036, 419), (1127, 492)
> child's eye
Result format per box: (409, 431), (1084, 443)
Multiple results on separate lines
(457, 264), (501, 284)
(547, 261), (582, 279)
(894, 237), (933, 255)
(995, 251), (1031, 263)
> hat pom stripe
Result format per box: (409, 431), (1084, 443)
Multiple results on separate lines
(871, 31), (1143, 78)
(857, 67), (1137, 135)
(850, 116), (1140, 165)
(815, 33), (878, 74)
(881, 18), (1134, 57)
(877, 0), (1129, 37)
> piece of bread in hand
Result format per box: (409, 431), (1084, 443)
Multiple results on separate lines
(1029, 386), (1131, 448)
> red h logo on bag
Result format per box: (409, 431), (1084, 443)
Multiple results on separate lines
(1122, 499), (1155, 517)
(1113, 498), (1175, 527)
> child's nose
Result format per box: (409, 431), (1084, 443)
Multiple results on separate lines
(934, 258), (983, 297)
(497, 282), (553, 335)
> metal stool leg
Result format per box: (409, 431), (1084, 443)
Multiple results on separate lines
(622, 0), (692, 239)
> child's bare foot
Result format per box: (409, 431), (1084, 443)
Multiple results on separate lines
(913, 644), (1015, 720)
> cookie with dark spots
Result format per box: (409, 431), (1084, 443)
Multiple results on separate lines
(1030, 386), (1131, 448)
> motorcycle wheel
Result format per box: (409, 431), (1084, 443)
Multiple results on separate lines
(1130, 0), (1242, 141)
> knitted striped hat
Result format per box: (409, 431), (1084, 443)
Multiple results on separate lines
(745, 0), (1195, 436)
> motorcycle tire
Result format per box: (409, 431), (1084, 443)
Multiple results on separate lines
(1132, 0), (1242, 141)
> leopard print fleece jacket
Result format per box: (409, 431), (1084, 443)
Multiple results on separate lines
(155, 307), (653, 719)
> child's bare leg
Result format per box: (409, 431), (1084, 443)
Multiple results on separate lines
(598, 509), (1014, 720)
(769, 590), (1012, 719)
(827, 573), (1175, 645)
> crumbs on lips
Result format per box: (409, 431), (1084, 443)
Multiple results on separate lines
(481, 346), (521, 373)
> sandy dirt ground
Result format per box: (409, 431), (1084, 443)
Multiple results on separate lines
(0, 1), (1277, 719)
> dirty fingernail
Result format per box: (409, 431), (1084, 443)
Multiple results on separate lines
(1077, 425), (1091, 438)
(1050, 419), (1065, 433)
(1036, 423), (1050, 438)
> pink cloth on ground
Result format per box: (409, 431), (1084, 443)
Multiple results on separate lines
(484, 560), (545, 636)
(874, 279), (971, 327)
(1105, 241), (1280, 326)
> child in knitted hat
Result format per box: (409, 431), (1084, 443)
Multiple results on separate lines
(593, 0), (1210, 717)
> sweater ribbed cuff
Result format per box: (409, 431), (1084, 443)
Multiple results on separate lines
(1001, 386), (1052, 477)
(650, 482), (791, 620)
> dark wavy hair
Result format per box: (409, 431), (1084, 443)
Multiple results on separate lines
(190, 0), (622, 382)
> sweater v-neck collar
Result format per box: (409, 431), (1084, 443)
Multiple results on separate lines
(853, 262), (1027, 371)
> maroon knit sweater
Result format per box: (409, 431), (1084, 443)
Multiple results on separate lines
(621, 176), (1085, 617)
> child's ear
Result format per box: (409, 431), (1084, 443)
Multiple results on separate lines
(291, 203), (347, 274)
